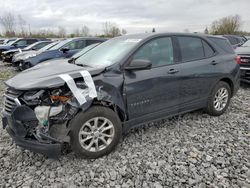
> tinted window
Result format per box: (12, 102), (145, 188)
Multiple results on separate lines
(86, 40), (101, 46)
(177, 37), (205, 62)
(26, 39), (37, 45)
(208, 37), (234, 54)
(133, 37), (174, 67)
(64, 40), (86, 50)
(34, 42), (51, 50)
(223, 36), (239, 45)
(202, 40), (215, 57)
(15, 40), (27, 46)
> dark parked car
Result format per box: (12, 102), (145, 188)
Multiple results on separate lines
(222, 35), (246, 49)
(18, 37), (107, 70)
(235, 40), (250, 83)
(2, 33), (240, 158)
(2, 41), (52, 63)
(0, 39), (5, 44)
(0, 38), (49, 60)
(11, 41), (60, 67)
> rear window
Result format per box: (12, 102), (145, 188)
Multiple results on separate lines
(208, 37), (234, 54)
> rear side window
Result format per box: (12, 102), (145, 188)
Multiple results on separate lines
(208, 37), (234, 54)
(177, 37), (205, 62)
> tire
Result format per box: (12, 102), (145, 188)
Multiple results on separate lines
(69, 106), (122, 159)
(205, 81), (231, 116)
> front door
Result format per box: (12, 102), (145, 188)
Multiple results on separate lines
(124, 36), (181, 120)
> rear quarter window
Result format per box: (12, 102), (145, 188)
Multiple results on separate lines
(208, 37), (235, 54)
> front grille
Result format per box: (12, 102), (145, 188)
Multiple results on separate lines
(3, 88), (22, 114)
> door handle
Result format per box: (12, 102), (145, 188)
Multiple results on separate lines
(210, 60), (218, 65)
(168, 69), (179, 74)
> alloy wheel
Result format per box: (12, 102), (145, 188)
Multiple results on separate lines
(78, 117), (115, 152)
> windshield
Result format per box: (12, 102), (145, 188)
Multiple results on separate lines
(242, 40), (250, 47)
(49, 39), (73, 50)
(38, 41), (59, 52)
(73, 43), (100, 60)
(75, 38), (140, 68)
(7, 39), (19, 45)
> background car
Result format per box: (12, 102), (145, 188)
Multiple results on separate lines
(0, 38), (50, 60)
(222, 35), (246, 49)
(12, 41), (59, 67)
(18, 37), (107, 70)
(235, 40), (250, 83)
(1, 41), (52, 63)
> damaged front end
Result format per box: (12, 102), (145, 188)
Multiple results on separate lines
(2, 79), (93, 158)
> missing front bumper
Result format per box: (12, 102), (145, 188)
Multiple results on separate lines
(2, 106), (62, 158)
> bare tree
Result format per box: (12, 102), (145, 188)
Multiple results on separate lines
(121, 28), (127, 35)
(0, 12), (16, 36)
(58, 26), (66, 38)
(102, 21), (121, 37)
(17, 14), (26, 37)
(81, 25), (89, 36)
(73, 28), (80, 37)
(204, 27), (209, 34)
(210, 15), (242, 35)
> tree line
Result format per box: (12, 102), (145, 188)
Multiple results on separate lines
(0, 12), (249, 38)
(0, 12), (127, 38)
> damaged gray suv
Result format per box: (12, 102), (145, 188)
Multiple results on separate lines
(2, 33), (240, 158)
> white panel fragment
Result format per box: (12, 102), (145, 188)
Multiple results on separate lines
(59, 74), (87, 105)
(80, 70), (97, 98)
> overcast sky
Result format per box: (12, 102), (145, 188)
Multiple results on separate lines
(1, 0), (250, 35)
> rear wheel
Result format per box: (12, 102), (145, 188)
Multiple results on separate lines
(205, 81), (231, 116)
(69, 106), (122, 159)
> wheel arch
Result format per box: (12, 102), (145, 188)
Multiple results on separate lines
(219, 77), (234, 97)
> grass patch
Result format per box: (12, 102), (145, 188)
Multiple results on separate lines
(0, 71), (14, 80)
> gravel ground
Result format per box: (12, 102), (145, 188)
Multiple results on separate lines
(0, 61), (249, 187)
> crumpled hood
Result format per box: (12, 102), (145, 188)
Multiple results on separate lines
(235, 46), (250, 55)
(5, 60), (105, 90)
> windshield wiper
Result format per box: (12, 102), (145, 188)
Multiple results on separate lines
(75, 64), (92, 68)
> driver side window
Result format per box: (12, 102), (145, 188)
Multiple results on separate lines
(133, 37), (174, 67)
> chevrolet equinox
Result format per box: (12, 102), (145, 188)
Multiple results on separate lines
(2, 33), (240, 158)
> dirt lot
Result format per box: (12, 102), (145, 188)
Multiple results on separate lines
(0, 61), (250, 187)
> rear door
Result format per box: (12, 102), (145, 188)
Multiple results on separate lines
(176, 36), (218, 111)
(124, 36), (181, 120)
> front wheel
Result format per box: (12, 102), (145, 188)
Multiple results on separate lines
(69, 106), (122, 159)
(205, 81), (231, 116)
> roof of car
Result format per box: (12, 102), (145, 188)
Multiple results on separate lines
(115, 32), (226, 40)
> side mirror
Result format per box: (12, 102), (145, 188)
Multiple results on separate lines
(125, 59), (152, 70)
(68, 57), (75, 64)
(60, 47), (70, 53)
(31, 47), (37, 50)
(12, 43), (17, 47)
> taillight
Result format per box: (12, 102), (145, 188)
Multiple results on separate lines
(236, 56), (241, 64)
